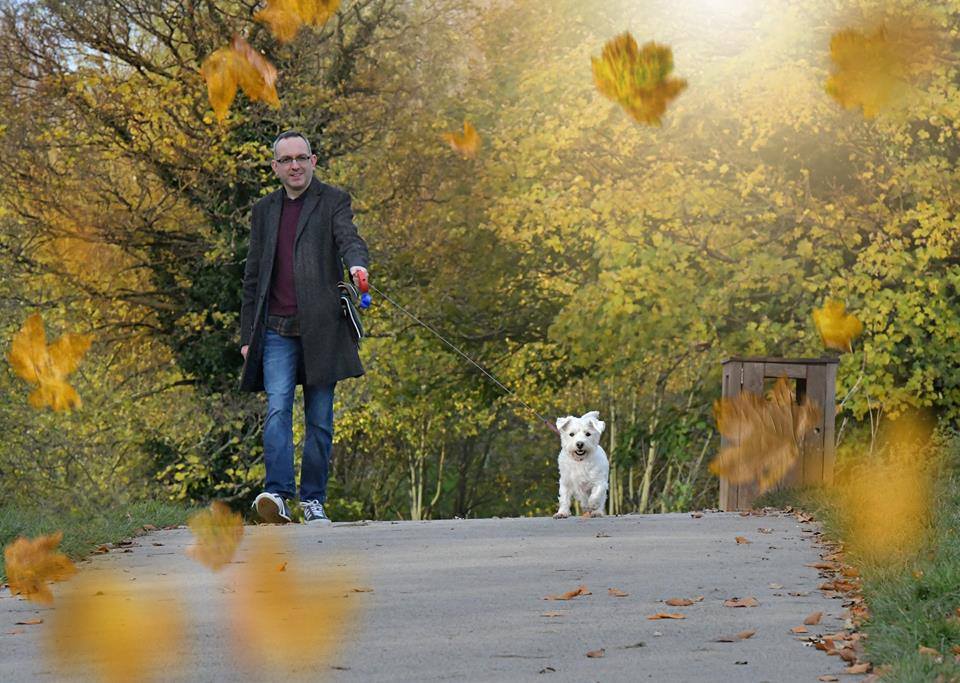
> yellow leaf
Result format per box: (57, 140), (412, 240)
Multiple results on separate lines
(200, 47), (241, 123)
(201, 39), (281, 123)
(46, 570), (183, 683)
(7, 313), (92, 412)
(812, 299), (863, 352)
(3, 531), (76, 604)
(709, 377), (822, 493)
(231, 34), (280, 108)
(441, 120), (482, 158)
(591, 32), (687, 126)
(255, 0), (340, 43)
(186, 501), (245, 571)
(825, 27), (906, 118)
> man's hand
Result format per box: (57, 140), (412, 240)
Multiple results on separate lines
(349, 265), (368, 290)
(241, 345), (249, 360)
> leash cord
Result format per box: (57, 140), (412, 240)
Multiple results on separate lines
(367, 283), (558, 434)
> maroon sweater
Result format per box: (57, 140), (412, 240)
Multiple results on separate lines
(268, 193), (305, 317)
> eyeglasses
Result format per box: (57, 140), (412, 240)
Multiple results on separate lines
(274, 154), (312, 166)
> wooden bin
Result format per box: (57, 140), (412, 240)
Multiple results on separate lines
(718, 356), (839, 511)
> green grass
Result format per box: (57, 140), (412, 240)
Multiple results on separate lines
(758, 442), (960, 682)
(0, 500), (199, 583)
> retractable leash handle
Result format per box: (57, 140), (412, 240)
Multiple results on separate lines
(354, 269), (372, 309)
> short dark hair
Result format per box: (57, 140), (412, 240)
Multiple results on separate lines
(272, 130), (312, 158)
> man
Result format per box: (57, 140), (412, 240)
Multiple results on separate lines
(239, 130), (369, 524)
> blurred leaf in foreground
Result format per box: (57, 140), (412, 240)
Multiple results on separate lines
(7, 313), (92, 412)
(200, 36), (280, 123)
(186, 501), (245, 571)
(4, 531), (76, 604)
(47, 571), (184, 683)
(710, 377), (822, 493)
(255, 0), (340, 43)
(591, 32), (687, 125)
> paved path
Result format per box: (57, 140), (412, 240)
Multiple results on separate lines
(1, 511), (862, 682)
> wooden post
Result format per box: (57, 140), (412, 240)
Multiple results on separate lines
(718, 356), (838, 510)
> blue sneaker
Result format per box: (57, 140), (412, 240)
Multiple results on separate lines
(299, 500), (331, 525)
(253, 492), (291, 524)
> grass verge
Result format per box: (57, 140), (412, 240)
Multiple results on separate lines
(0, 500), (199, 583)
(758, 434), (960, 681)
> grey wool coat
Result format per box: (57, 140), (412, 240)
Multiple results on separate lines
(239, 177), (370, 392)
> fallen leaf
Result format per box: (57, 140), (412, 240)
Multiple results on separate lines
(15, 618), (43, 625)
(807, 561), (839, 570)
(351, 587), (374, 593)
(812, 299), (863, 352)
(715, 629), (756, 642)
(791, 625), (809, 634)
(591, 32), (687, 125)
(441, 120), (481, 158)
(723, 597), (759, 608)
(817, 676), (839, 682)
(544, 585), (591, 601)
(7, 313), (92, 412)
(735, 536), (751, 544)
(804, 611), (823, 625)
(844, 662), (871, 674)
(710, 377), (822, 493)
(665, 598), (694, 606)
(4, 531), (77, 604)
(277, 561), (287, 572)
(186, 501), (244, 572)
(918, 645), (942, 659)
(541, 611), (566, 617)
(585, 648), (605, 658)
(608, 588), (629, 597)
(768, 583), (784, 589)
(758, 528), (773, 534)
(647, 613), (686, 620)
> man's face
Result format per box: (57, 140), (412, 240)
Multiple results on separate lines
(271, 136), (317, 197)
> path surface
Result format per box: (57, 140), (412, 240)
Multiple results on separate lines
(1, 511), (862, 682)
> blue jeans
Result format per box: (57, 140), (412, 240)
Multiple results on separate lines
(262, 329), (336, 502)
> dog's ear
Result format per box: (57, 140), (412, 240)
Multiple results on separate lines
(556, 416), (574, 433)
(583, 412), (605, 434)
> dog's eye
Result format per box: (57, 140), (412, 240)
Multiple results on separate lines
(569, 432), (574, 437)
(585, 432), (591, 437)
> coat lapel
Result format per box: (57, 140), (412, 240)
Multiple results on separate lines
(294, 178), (324, 249)
(261, 190), (283, 278)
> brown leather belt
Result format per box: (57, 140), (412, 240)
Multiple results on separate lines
(266, 315), (300, 337)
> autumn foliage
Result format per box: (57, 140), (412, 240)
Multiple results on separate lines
(3, 531), (76, 604)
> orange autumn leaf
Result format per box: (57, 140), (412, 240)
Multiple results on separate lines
(844, 663), (871, 674)
(735, 536), (751, 544)
(664, 597), (694, 607)
(7, 313), (92, 412)
(46, 571), (183, 683)
(715, 629), (756, 642)
(200, 38), (280, 123)
(591, 32), (687, 126)
(608, 588), (629, 597)
(255, 0), (340, 43)
(804, 611), (823, 625)
(228, 535), (364, 673)
(441, 120), (481, 158)
(710, 376), (822, 493)
(544, 584), (591, 600)
(723, 597), (759, 608)
(186, 501), (244, 572)
(812, 299), (863, 352)
(4, 531), (76, 604)
(791, 625), (809, 634)
(585, 648), (605, 658)
(647, 612), (686, 620)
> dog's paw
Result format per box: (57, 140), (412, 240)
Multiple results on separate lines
(553, 511), (570, 519)
(581, 509), (604, 518)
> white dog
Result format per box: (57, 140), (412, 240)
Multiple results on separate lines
(553, 411), (609, 518)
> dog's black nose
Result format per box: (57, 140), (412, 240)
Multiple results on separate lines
(576, 441), (584, 449)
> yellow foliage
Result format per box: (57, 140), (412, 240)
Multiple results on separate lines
(47, 571), (184, 683)
(3, 531), (76, 604)
(228, 535), (364, 672)
(813, 299), (863, 352)
(441, 120), (482, 158)
(200, 36), (280, 123)
(825, 27), (907, 118)
(7, 313), (92, 412)
(186, 500), (245, 571)
(591, 33), (687, 126)
(710, 377), (822, 493)
(255, 0), (340, 43)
